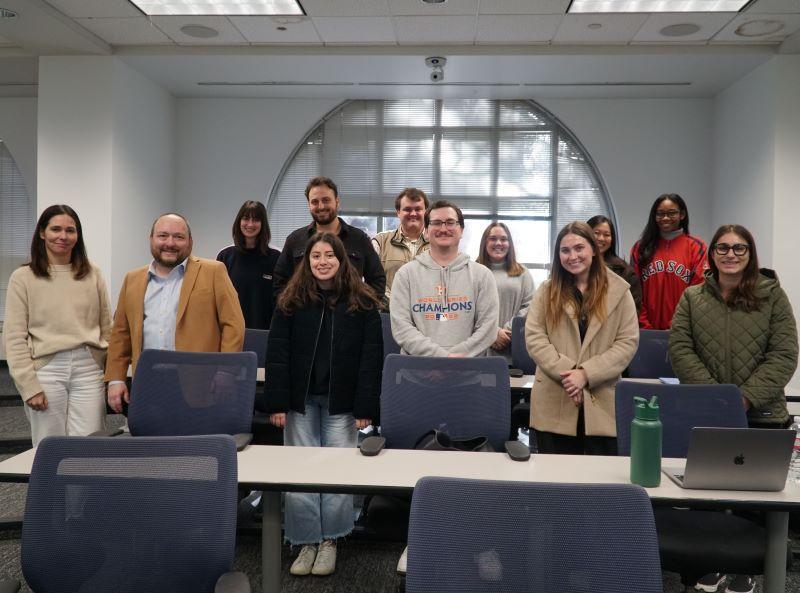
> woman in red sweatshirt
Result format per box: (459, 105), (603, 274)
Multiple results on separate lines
(630, 194), (708, 330)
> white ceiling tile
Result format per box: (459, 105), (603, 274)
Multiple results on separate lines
(229, 15), (322, 42)
(45, 0), (142, 18)
(76, 17), (174, 44)
(633, 13), (735, 42)
(553, 13), (648, 44)
(393, 15), (476, 43)
(0, 33), (15, 45)
(389, 0), (478, 16)
(478, 0), (571, 15)
(711, 12), (800, 40)
(300, 0), (391, 16)
(313, 16), (396, 43)
(476, 14), (562, 43)
(744, 0), (800, 14)
(151, 16), (248, 44)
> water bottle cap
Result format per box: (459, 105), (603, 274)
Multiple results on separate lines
(633, 396), (660, 421)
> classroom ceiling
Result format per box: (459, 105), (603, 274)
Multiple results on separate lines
(0, 0), (797, 98)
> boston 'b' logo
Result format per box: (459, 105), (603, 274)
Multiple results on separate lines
(734, 454), (745, 465)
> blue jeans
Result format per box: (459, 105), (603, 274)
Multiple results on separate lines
(284, 395), (357, 544)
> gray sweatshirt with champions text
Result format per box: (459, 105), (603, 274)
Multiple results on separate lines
(389, 251), (499, 357)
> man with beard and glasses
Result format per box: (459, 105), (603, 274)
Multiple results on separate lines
(273, 176), (386, 300)
(104, 213), (245, 413)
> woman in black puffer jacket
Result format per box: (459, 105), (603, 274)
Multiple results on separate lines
(265, 231), (382, 578)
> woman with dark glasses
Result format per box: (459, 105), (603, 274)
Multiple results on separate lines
(669, 228), (798, 593)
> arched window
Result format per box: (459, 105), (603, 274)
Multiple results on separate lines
(268, 99), (613, 286)
(0, 140), (33, 321)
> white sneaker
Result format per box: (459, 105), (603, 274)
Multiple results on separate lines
(311, 539), (337, 576)
(289, 545), (317, 576)
(396, 546), (408, 575)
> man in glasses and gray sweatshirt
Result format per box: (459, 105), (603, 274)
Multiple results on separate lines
(389, 200), (499, 358)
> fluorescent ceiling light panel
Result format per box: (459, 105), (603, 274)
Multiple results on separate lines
(129, 0), (304, 15)
(569, 0), (748, 12)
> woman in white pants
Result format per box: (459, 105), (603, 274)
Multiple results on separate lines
(3, 204), (112, 445)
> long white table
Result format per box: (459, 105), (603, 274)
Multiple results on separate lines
(1, 445), (798, 593)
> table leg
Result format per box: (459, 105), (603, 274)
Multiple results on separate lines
(763, 511), (788, 593)
(262, 491), (282, 593)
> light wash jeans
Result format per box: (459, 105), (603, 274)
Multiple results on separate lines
(27, 346), (106, 446)
(284, 394), (357, 545)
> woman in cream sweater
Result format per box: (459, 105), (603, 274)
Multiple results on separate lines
(3, 204), (111, 444)
(525, 221), (638, 455)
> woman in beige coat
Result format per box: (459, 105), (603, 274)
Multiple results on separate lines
(525, 221), (639, 455)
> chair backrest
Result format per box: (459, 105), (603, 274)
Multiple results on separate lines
(628, 329), (673, 378)
(615, 380), (747, 458)
(380, 312), (401, 359)
(243, 328), (269, 368)
(22, 435), (238, 593)
(129, 349), (257, 437)
(380, 354), (510, 451)
(510, 315), (536, 374)
(407, 477), (662, 593)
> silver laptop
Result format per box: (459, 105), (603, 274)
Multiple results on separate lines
(662, 427), (794, 491)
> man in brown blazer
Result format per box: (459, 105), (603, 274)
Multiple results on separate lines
(104, 213), (245, 413)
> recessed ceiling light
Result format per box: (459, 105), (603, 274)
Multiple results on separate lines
(735, 19), (785, 37)
(659, 23), (702, 36)
(0, 7), (18, 19)
(587, 22), (603, 29)
(180, 24), (219, 38)
(129, 0), (304, 16)
(569, 0), (748, 13)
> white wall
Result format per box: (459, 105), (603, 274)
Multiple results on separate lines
(176, 97), (714, 261)
(109, 58), (175, 298)
(541, 98), (714, 256)
(175, 98), (339, 259)
(37, 56), (175, 298)
(713, 54), (800, 390)
(0, 97), (37, 202)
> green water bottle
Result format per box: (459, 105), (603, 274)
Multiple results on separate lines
(630, 396), (662, 487)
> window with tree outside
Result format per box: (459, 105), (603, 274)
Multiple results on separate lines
(268, 99), (614, 288)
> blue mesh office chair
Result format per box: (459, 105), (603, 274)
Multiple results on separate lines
(21, 435), (248, 593)
(380, 354), (510, 451)
(628, 329), (673, 378)
(366, 354), (511, 540)
(615, 380), (788, 587)
(407, 477), (662, 593)
(380, 313), (401, 360)
(243, 328), (269, 368)
(127, 349), (257, 449)
(615, 380), (747, 457)
(510, 315), (536, 375)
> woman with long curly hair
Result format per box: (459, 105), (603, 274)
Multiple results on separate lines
(264, 231), (383, 577)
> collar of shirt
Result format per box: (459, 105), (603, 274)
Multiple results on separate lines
(147, 258), (189, 280)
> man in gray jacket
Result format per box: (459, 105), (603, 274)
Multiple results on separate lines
(389, 200), (499, 357)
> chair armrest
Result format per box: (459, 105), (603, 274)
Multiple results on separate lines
(233, 433), (253, 451)
(215, 571), (250, 593)
(0, 580), (21, 593)
(89, 428), (124, 437)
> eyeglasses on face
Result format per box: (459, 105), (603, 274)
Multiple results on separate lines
(428, 220), (459, 229)
(713, 243), (749, 256)
(655, 210), (681, 219)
